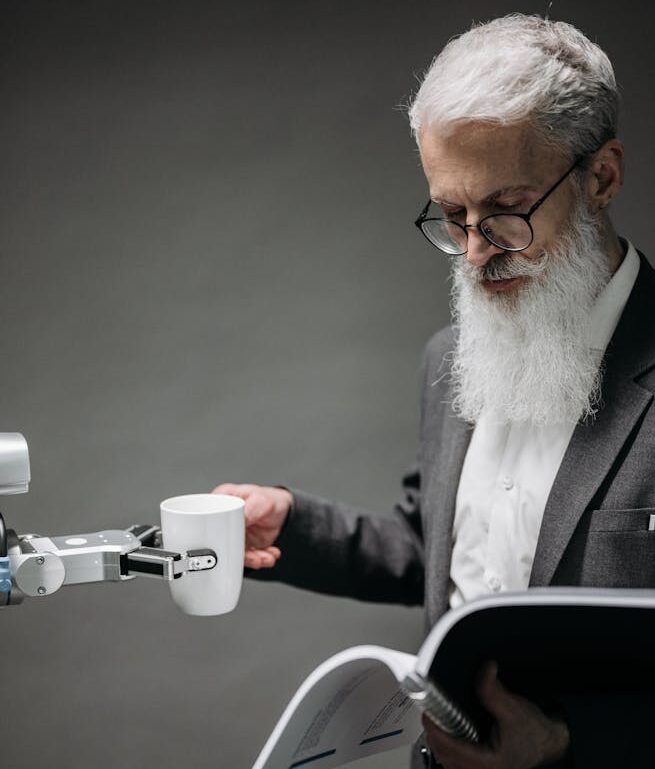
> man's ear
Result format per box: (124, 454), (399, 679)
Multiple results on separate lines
(587, 138), (624, 211)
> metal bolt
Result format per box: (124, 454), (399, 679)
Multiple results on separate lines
(37, 586), (46, 595)
(36, 556), (45, 565)
(192, 559), (202, 569)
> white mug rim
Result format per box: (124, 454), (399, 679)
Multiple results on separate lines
(160, 493), (244, 515)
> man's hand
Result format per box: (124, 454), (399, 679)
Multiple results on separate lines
(212, 483), (292, 570)
(422, 662), (570, 769)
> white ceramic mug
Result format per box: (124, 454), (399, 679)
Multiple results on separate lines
(160, 493), (245, 616)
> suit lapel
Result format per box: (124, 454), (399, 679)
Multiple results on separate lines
(529, 374), (652, 585)
(424, 397), (472, 621)
(530, 256), (655, 586)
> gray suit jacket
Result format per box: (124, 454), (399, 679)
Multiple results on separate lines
(253, 253), (655, 766)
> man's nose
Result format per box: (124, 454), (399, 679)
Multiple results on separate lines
(465, 227), (501, 268)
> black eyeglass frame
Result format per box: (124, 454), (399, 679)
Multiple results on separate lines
(414, 155), (585, 255)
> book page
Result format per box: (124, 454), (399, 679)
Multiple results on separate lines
(252, 646), (422, 769)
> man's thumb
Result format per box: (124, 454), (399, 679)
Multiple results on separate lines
(476, 661), (513, 720)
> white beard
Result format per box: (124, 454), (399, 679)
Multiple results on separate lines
(450, 203), (613, 426)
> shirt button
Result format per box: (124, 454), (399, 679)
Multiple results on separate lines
(501, 475), (514, 490)
(487, 574), (502, 592)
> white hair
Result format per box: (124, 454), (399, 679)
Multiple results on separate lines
(408, 14), (618, 158)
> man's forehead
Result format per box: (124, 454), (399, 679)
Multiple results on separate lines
(431, 182), (536, 206)
(419, 121), (555, 200)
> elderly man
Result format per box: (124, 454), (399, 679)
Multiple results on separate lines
(215, 14), (655, 769)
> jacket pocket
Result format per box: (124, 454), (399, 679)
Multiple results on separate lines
(579, 508), (655, 587)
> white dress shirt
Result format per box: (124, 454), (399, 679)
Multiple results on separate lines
(448, 242), (641, 609)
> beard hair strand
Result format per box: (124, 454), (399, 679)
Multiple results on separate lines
(449, 201), (612, 426)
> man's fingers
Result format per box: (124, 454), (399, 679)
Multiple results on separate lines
(212, 483), (240, 495)
(421, 715), (491, 768)
(476, 661), (514, 722)
(265, 546), (281, 560)
(213, 483), (289, 549)
(213, 486), (273, 527)
(244, 547), (281, 569)
(212, 483), (257, 498)
(244, 550), (268, 569)
(242, 491), (273, 525)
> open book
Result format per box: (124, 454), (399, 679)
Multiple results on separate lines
(252, 588), (655, 769)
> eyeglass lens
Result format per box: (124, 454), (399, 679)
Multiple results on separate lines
(420, 214), (532, 255)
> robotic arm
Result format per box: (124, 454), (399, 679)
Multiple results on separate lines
(0, 433), (217, 608)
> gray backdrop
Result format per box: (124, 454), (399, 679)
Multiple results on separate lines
(1, 2), (654, 768)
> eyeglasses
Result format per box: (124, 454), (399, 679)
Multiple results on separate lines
(414, 157), (583, 256)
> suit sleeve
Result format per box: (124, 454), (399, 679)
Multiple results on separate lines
(246, 468), (425, 605)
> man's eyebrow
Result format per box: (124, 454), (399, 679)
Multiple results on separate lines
(431, 184), (536, 206)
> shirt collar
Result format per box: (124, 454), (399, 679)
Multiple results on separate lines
(588, 239), (640, 354)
